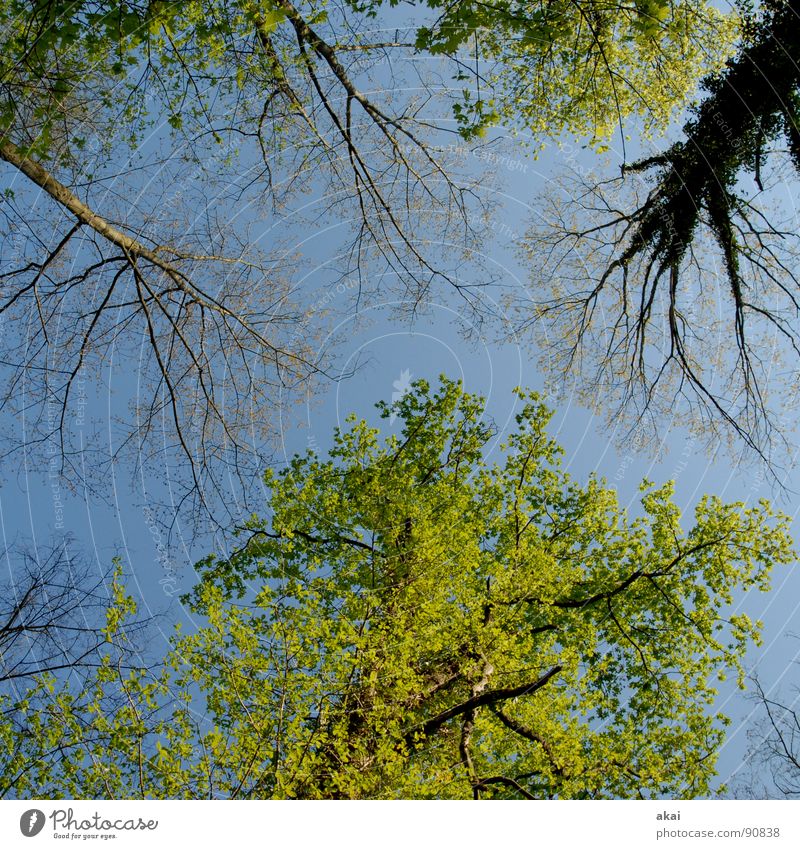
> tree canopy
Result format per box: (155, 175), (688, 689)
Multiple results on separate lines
(0, 0), (743, 530)
(348, 0), (738, 143)
(0, 0), (738, 155)
(0, 378), (793, 799)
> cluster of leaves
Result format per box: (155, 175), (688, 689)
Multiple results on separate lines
(0, 0), (741, 161)
(0, 0), (300, 158)
(347, 0), (740, 143)
(0, 379), (793, 798)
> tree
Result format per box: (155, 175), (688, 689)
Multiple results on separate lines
(0, 544), (154, 798)
(0, 377), (793, 798)
(518, 0), (800, 466)
(0, 541), (148, 690)
(0, 0), (480, 531)
(742, 677), (800, 798)
(736, 663), (800, 799)
(354, 0), (738, 145)
(0, 0), (740, 531)
(0, 559), (152, 799)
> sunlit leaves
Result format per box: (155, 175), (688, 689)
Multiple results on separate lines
(352, 0), (740, 144)
(0, 377), (792, 798)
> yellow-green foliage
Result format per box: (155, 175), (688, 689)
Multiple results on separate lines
(0, 378), (793, 799)
(366, 0), (740, 143)
(0, 0), (739, 161)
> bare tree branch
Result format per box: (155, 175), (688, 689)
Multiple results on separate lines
(518, 0), (800, 470)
